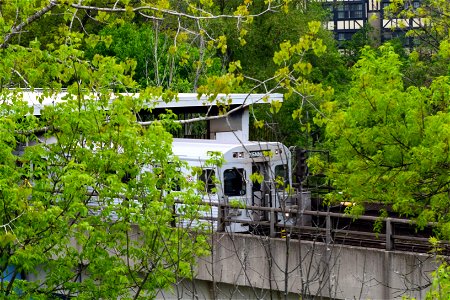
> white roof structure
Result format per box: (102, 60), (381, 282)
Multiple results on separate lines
(12, 91), (283, 116)
(152, 93), (283, 109)
(8, 90), (283, 143)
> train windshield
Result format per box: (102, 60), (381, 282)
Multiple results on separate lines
(224, 168), (246, 196)
(199, 169), (216, 194)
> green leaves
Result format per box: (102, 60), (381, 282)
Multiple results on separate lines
(270, 100), (282, 114)
(264, 20), (334, 140)
(318, 44), (450, 238)
(250, 172), (264, 184)
(89, 22), (207, 92)
(426, 262), (450, 300)
(0, 232), (16, 248)
(273, 41), (292, 65)
(0, 88), (208, 298)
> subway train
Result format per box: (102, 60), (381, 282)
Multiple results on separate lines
(11, 91), (309, 233)
(171, 138), (304, 232)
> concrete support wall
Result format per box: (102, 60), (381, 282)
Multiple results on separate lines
(158, 279), (306, 300)
(193, 233), (437, 299)
(209, 109), (249, 142)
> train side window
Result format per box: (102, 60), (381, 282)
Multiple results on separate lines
(155, 166), (182, 191)
(199, 169), (216, 194)
(224, 168), (246, 196)
(154, 167), (165, 190)
(169, 171), (182, 192)
(275, 164), (288, 188)
(121, 171), (134, 184)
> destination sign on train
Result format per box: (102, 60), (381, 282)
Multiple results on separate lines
(249, 150), (270, 158)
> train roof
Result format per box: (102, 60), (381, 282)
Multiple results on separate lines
(172, 138), (288, 160)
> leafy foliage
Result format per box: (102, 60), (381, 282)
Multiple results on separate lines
(0, 0), (331, 297)
(316, 44), (449, 236)
(426, 262), (450, 300)
(385, 0), (450, 52)
(5, 0), (450, 298)
(0, 89), (211, 298)
(0, 1), (232, 297)
(86, 22), (222, 91)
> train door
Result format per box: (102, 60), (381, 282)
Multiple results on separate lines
(251, 162), (270, 221)
(222, 165), (250, 232)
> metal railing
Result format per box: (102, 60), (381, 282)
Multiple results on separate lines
(193, 201), (445, 253)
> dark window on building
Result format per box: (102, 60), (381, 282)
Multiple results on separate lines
(224, 168), (246, 196)
(351, 4), (363, 18)
(337, 32), (355, 41)
(383, 31), (393, 40)
(336, 3), (364, 19)
(199, 169), (216, 193)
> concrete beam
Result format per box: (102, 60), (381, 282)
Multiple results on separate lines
(195, 233), (437, 299)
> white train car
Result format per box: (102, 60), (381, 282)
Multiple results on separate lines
(18, 135), (295, 233)
(172, 138), (292, 232)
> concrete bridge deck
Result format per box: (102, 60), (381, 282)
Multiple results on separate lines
(162, 233), (438, 299)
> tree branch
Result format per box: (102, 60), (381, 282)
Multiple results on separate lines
(70, 3), (278, 20)
(0, 1), (58, 49)
(15, 126), (53, 136)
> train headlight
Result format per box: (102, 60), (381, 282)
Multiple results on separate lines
(232, 152), (244, 158)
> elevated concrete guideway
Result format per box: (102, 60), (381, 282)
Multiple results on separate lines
(187, 233), (436, 300)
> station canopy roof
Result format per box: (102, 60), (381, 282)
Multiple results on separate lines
(11, 91), (283, 115)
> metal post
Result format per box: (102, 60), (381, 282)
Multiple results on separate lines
(386, 218), (392, 251)
(270, 209), (276, 238)
(326, 213), (332, 244)
(264, 194), (270, 221)
(217, 204), (225, 232)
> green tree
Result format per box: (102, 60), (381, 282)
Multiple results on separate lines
(208, 0), (346, 147)
(383, 0), (450, 88)
(222, 1), (334, 80)
(86, 22), (224, 91)
(385, 0), (450, 52)
(0, 90), (212, 298)
(314, 44), (449, 235)
(0, 1), (224, 297)
(0, 0), (329, 298)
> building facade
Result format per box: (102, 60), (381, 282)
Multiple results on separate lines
(323, 0), (423, 46)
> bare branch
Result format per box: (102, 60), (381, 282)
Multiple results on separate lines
(0, 1), (59, 49)
(70, 3), (279, 20)
(12, 68), (30, 87)
(16, 126), (53, 136)
(136, 11), (163, 21)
